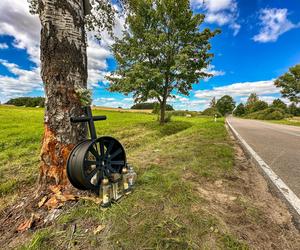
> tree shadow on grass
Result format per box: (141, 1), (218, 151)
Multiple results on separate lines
(137, 120), (193, 137)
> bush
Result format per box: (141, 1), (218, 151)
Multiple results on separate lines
(266, 110), (284, 120)
(202, 107), (222, 117)
(131, 102), (174, 110)
(246, 100), (268, 114)
(244, 107), (287, 120)
(171, 110), (200, 117)
(164, 112), (173, 123)
(288, 103), (300, 116)
(271, 99), (287, 111)
(6, 97), (45, 107)
(233, 103), (245, 117)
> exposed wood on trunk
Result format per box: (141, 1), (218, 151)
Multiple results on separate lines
(39, 0), (88, 186)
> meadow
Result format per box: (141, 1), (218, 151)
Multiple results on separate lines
(0, 106), (299, 249)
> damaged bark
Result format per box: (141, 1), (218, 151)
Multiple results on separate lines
(38, 0), (88, 186)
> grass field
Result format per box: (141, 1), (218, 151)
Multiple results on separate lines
(267, 117), (300, 127)
(0, 106), (299, 249)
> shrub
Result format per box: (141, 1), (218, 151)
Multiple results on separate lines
(244, 107), (286, 120)
(171, 110), (200, 117)
(202, 107), (222, 117)
(233, 103), (245, 116)
(246, 100), (268, 114)
(288, 103), (300, 116)
(6, 97), (45, 107)
(164, 112), (173, 123)
(271, 99), (287, 111)
(265, 110), (284, 120)
(131, 102), (174, 110)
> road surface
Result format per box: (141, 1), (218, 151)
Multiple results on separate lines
(227, 117), (300, 197)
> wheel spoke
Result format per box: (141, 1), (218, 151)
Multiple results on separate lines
(106, 140), (115, 156)
(107, 165), (119, 174)
(99, 141), (105, 157)
(89, 145), (100, 159)
(110, 148), (122, 159)
(87, 168), (99, 182)
(111, 160), (125, 166)
(85, 160), (98, 166)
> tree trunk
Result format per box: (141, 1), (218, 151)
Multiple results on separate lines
(160, 79), (169, 125)
(160, 99), (167, 125)
(38, 0), (88, 186)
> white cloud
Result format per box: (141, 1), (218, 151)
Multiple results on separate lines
(94, 97), (116, 102)
(191, 0), (240, 35)
(195, 80), (278, 100)
(239, 95), (291, 105)
(0, 0), (126, 103)
(191, 0), (234, 12)
(0, 43), (9, 49)
(203, 65), (225, 78)
(253, 8), (300, 43)
(0, 59), (43, 101)
(0, 0), (40, 64)
(168, 94), (210, 110)
(192, 79), (288, 110)
(93, 96), (133, 108)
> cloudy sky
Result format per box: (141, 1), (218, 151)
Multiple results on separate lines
(0, 0), (300, 110)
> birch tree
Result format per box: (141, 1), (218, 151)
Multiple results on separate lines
(29, 0), (124, 187)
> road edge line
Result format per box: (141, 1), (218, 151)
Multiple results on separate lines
(226, 118), (300, 219)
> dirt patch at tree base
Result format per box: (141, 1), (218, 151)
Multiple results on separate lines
(184, 138), (300, 249)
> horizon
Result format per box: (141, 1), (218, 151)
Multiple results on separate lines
(0, 0), (300, 111)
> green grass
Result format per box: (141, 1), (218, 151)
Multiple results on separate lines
(0, 106), (248, 249)
(266, 118), (300, 127)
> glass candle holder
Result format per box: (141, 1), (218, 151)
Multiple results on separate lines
(99, 178), (111, 208)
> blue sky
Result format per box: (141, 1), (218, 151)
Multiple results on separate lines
(0, 0), (300, 110)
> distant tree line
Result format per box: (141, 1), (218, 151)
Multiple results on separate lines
(6, 97), (45, 107)
(131, 102), (174, 111)
(233, 93), (300, 120)
(233, 63), (300, 120)
(202, 63), (300, 120)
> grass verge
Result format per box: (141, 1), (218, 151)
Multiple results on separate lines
(1, 106), (299, 249)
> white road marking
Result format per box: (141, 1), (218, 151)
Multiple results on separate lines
(227, 118), (300, 216)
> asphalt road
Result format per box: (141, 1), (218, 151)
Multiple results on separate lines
(227, 117), (300, 197)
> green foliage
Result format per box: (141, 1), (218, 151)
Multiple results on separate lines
(244, 94), (268, 114)
(244, 107), (287, 120)
(6, 97), (45, 107)
(202, 107), (222, 117)
(107, 0), (219, 123)
(222, 234), (249, 250)
(275, 64), (300, 104)
(233, 103), (245, 117)
(20, 229), (54, 250)
(209, 97), (217, 108)
(246, 93), (258, 106)
(288, 103), (300, 116)
(216, 95), (236, 116)
(271, 98), (287, 111)
(75, 87), (92, 106)
(131, 102), (174, 111)
(248, 100), (268, 113)
(164, 111), (173, 123)
(171, 110), (200, 117)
